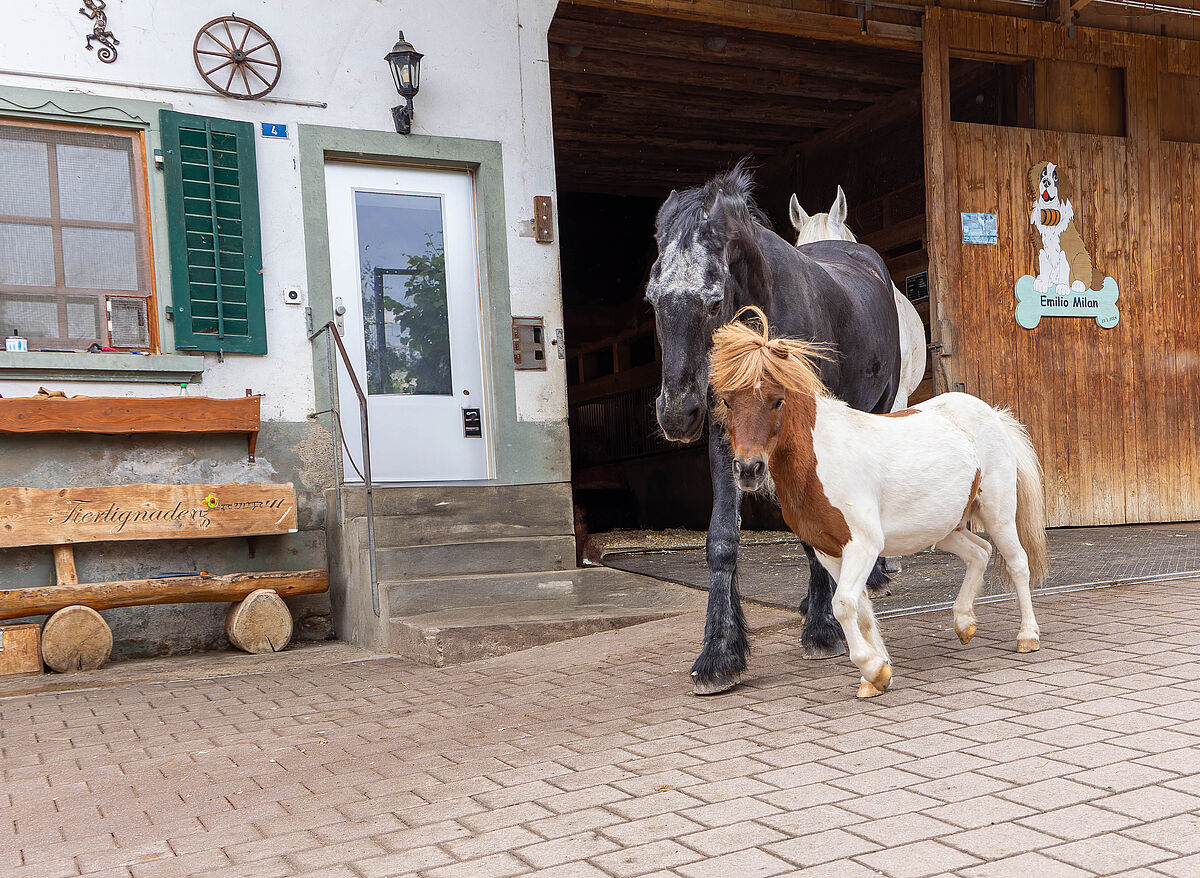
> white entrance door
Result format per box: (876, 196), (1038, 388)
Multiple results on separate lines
(324, 163), (490, 482)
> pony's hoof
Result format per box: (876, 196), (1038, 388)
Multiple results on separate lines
(802, 640), (847, 660)
(691, 670), (741, 695)
(1017, 637), (1041, 653)
(870, 663), (893, 692)
(956, 621), (977, 645)
(856, 678), (884, 698)
(867, 582), (893, 599)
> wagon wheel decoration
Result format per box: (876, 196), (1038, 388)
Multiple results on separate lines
(193, 15), (281, 100)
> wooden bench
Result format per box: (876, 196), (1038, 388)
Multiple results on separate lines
(0, 482), (328, 672)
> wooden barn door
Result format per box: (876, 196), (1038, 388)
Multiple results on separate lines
(923, 8), (1200, 527)
(946, 125), (1136, 526)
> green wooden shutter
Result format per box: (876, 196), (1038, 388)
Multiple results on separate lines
(160, 110), (267, 354)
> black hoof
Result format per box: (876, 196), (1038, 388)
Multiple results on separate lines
(802, 639), (847, 660)
(691, 670), (742, 695)
(867, 560), (892, 591)
(867, 582), (893, 599)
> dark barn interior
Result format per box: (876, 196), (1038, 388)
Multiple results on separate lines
(549, 5), (931, 540)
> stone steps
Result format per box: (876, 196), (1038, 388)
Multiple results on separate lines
(384, 567), (706, 667)
(374, 535), (575, 580)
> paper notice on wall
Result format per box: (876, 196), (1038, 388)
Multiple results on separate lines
(961, 213), (998, 245)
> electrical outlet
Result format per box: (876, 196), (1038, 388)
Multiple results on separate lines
(282, 286), (303, 305)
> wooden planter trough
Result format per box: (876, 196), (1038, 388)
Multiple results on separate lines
(0, 392), (263, 460)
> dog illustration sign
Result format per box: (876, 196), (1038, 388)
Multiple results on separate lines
(1014, 161), (1119, 330)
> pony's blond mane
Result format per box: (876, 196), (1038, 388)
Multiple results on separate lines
(710, 307), (830, 402)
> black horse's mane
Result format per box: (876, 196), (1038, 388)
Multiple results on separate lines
(656, 159), (772, 240)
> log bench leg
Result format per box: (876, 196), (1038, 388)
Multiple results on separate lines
(42, 605), (112, 673)
(53, 544), (78, 586)
(225, 588), (293, 654)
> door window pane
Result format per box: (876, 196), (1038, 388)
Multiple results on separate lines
(354, 190), (451, 396)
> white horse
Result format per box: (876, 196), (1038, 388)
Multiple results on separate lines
(790, 187), (927, 411)
(711, 308), (1047, 699)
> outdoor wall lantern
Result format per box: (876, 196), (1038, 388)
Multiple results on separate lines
(385, 30), (423, 134)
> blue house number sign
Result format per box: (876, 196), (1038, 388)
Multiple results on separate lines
(260, 122), (288, 139)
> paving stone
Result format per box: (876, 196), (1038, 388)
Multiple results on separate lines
(1046, 835), (1175, 873)
(351, 846), (455, 877)
(590, 839), (704, 877)
(758, 802), (865, 837)
(1156, 853), (1200, 878)
(514, 830), (620, 869)
(839, 788), (943, 819)
(678, 819), (787, 856)
(956, 851), (1093, 878)
(424, 851), (529, 878)
(675, 847), (795, 878)
(1016, 802), (1140, 840)
(853, 839), (982, 878)
(995, 777), (1102, 810)
(849, 811), (958, 846)
(1121, 813), (1200, 855)
(919, 793), (1037, 829)
(765, 827), (882, 867)
(942, 822), (1061, 859)
(1096, 786), (1200, 820)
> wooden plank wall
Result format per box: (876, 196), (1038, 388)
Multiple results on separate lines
(925, 8), (1200, 526)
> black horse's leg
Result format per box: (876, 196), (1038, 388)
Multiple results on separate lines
(867, 557), (893, 599)
(690, 422), (748, 695)
(800, 542), (848, 660)
(798, 559), (889, 611)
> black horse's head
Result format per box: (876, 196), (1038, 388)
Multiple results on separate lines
(646, 161), (772, 442)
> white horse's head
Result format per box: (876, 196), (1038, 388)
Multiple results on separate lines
(789, 186), (856, 246)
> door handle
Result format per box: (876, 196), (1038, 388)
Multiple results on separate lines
(334, 297), (346, 335)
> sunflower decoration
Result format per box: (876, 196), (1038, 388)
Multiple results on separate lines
(202, 493), (219, 509)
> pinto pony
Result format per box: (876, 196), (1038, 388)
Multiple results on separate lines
(710, 309), (1047, 697)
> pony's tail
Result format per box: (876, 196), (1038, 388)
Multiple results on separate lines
(995, 409), (1048, 587)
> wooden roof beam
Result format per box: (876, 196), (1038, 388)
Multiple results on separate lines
(549, 16), (922, 88)
(557, 0), (922, 52)
(796, 83), (923, 161)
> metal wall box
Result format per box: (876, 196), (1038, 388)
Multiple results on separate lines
(512, 316), (547, 370)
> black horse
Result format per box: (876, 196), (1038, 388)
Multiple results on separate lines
(646, 163), (900, 695)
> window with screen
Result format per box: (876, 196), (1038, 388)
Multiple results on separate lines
(0, 122), (154, 351)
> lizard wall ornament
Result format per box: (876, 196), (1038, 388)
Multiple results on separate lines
(79, 0), (120, 63)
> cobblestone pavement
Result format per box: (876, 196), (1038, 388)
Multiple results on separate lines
(4, 577), (1200, 877)
(605, 521), (1200, 612)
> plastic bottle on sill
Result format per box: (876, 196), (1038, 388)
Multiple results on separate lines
(5, 329), (27, 353)
(178, 382), (189, 397)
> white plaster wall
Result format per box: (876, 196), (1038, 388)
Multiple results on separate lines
(0, 0), (565, 425)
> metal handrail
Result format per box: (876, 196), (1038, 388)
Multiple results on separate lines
(308, 319), (379, 618)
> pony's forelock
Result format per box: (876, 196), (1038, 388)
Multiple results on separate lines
(710, 307), (830, 401)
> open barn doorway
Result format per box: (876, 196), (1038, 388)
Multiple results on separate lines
(549, 6), (931, 558)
